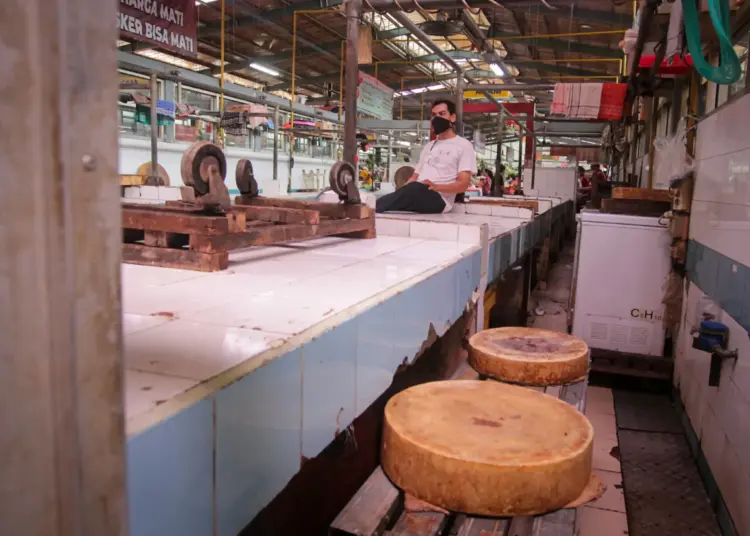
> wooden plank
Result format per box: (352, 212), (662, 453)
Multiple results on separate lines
(454, 516), (509, 536)
(226, 209), (247, 233)
(611, 187), (672, 202)
(236, 195), (374, 219)
(122, 243), (228, 272)
(190, 224), (318, 253)
(191, 218), (375, 254)
(122, 207), (229, 235)
(468, 199), (539, 213)
(506, 516), (534, 536)
(235, 204), (321, 225)
(600, 198), (670, 217)
(558, 380), (587, 413)
(330, 467), (401, 536)
(142, 231), (187, 249)
(387, 512), (447, 536)
(323, 216), (377, 239)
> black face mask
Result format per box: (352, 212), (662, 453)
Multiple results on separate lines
(431, 116), (453, 135)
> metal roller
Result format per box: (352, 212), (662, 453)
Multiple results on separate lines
(236, 159), (259, 197)
(180, 141), (227, 196)
(329, 160), (357, 200)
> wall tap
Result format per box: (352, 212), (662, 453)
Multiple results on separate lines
(709, 345), (738, 387)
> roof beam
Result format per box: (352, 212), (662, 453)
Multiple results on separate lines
(553, 7), (631, 27)
(201, 0), (345, 35)
(508, 61), (611, 78)
(488, 32), (622, 59)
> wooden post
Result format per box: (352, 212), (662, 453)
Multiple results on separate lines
(0, 0), (126, 534)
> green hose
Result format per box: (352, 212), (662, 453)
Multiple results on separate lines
(683, 0), (741, 84)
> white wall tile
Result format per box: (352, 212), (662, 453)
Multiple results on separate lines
(697, 94), (750, 160)
(490, 205), (522, 218)
(157, 186), (182, 201)
(700, 406), (726, 474)
(458, 224), (481, 245)
(690, 200), (750, 268)
(465, 203), (492, 215)
(718, 439), (750, 536)
(123, 186), (142, 199)
(139, 185), (160, 200)
(125, 320), (285, 381)
(376, 217), (411, 237)
(694, 150), (750, 207)
(409, 220), (459, 241)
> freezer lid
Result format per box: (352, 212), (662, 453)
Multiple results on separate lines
(580, 210), (668, 228)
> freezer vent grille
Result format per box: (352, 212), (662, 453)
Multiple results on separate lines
(611, 325), (628, 345)
(590, 322), (608, 341)
(630, 327), (649, 347)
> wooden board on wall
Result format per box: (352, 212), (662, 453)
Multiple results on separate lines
(611, 187), (672, 202)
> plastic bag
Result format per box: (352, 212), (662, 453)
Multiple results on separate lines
(653, 118), (694, 189)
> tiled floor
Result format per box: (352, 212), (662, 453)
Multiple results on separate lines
(580, 386), (629, 535)
(527, 247), (629, 535)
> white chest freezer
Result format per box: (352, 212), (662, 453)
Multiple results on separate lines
(572, 211), (671, 357)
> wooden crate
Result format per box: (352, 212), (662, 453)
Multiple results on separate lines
(121, 197), (375, 272)
(611, 187), (672, 203)
(600, 198), (670, 217)
(330, 364), (586, 536)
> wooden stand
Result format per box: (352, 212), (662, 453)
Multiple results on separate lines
(330, 363), (587, 536)
(467, 198), (540, 214)
(122, 196), (375, 272)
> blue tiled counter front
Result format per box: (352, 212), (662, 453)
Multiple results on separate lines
(125, 247), (482, 536)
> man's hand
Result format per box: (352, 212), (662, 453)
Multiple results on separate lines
(422, 179), (438, 191)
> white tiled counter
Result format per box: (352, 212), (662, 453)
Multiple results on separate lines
(123, 206), (558, 536)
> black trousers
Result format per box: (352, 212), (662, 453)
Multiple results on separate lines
(376, 182), (446, 214)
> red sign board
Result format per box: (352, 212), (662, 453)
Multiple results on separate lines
(118, 0), (197, 57)
(175, 124), (197, 142)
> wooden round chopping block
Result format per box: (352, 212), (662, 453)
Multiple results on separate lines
(180, 141), (227, 195)
(469, 327), (589, 386)
(136, 162), (170, 186)
(382, 380), (593, 516)
(394, 166), (414, 189)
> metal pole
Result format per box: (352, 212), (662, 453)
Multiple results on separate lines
(494, 106), (505, 196)
(517, 136), (523, 179)
(343, 0), (362, 165)
(149, 72), (159, 177)
(387, 131), (393, 182)
(273, 106), (279, 181)
(455, 75), (464, 136)
(530, 135), (537, 190)
(367, 0), (588, 11)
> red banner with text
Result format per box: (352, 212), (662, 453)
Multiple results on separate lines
(119, 0), (197, 57)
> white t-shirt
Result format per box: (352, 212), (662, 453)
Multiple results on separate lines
(415, 135), (477, 212)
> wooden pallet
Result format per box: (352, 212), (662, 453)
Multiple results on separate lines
(330, 364), (587, 536)
(122, 196), (375, 271)
(467, 198), (540, 214)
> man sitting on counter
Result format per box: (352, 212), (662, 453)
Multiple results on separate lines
(376, 99), (477, 214)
